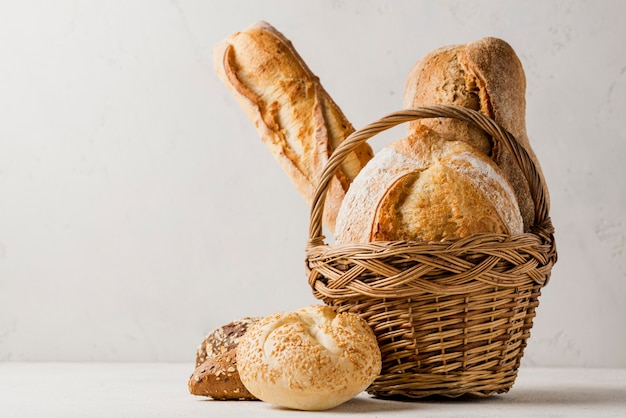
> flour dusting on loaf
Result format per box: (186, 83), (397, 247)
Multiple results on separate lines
(446, 150), (523, 235)
(334, 126), (523, 244)
(403, 37), (547, 230)
(334, 145), (426, 244)
(237, 305), (381, 411)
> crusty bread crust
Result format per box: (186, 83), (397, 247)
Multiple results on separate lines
(237, 305), (381, 411)
(335, 126), (523, 244)
(188, 349), (257, 400)
(403, 37), (548, 231)
(213, 21), (373, 234)
(195, 317), (259, 367)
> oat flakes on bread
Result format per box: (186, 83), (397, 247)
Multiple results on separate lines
(213, 21), (373, 234)
(188, 348), (257, 400)
(195, 317), (259, 367)
(403, 37), (548, 230)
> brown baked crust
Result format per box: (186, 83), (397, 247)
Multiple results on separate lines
(236, 305), (381, 410)
(213, 21), (373, 234)
(188, 349), (257, 400)
(335, 126), (523, 244)
(195, 317), (260, 367)
(404, 45), (493, 155)
(403, 37), (548, 231)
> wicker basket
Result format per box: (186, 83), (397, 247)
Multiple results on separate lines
(305, 105), (557, 399)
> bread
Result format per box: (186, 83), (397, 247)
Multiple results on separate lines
(236, 305), (382, 411)
(188, 349), (257, 400)
(195, 317), (259, 367)
(213, 21), (373, 234)
(334, 125), (523, 244)
(403, 37), (547, 231)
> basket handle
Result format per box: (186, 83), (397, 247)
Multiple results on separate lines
(308, 105), (552, 243)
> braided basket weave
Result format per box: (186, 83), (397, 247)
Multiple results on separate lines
(305, 105), (557, 399)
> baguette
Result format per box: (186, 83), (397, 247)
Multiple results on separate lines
(403, 37), (547, 231)
(334, 125), (523, 244)
(213, 21), (373, 234)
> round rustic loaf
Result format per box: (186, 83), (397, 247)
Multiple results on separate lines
(403, 37), (547, 231)
(334, 125), (523, 245)
(237, 305), (382, 411)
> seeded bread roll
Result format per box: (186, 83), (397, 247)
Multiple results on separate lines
(188, 349), (257, 400)
(213, 21), (373, 234)
(403, 37), (547, 230)
(237, 305), (382, 411)
(334, 125), (523, 244)
(195, 317), (259, 367)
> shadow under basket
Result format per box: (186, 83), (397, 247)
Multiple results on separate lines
(305, 105), (557, 399)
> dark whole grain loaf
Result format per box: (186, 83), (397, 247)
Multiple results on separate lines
(195, 317), (260, 367)
(188, 348), (257, 400)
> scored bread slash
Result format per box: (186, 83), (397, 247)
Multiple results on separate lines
(334, 125), (523, 245)
(403, 37), (548, 231)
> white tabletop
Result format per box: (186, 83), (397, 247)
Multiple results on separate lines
(0, 363), (624, 417)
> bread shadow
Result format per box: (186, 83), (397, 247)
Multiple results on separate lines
(199, 384), (626, 413)
(335, 384), (626, 412)
(495, 385), (626, 407)
(328, 395), (422, 413)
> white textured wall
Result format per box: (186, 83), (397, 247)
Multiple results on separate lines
(0, 0), (624, 366)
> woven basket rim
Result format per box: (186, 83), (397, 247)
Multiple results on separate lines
(305, 105), (556, 270)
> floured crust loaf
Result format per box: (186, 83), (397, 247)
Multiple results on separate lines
(236, 305), (382, 411)
(403, 37), (548, 231)
(213, 21), (373, 234)
(335, 126), (523, 244)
